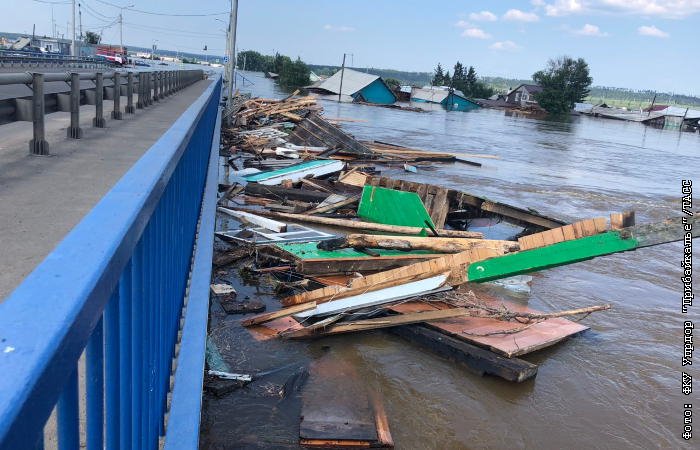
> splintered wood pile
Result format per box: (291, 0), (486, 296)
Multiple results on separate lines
(217, 92), (698, 394)
(234, 92), (320, 126)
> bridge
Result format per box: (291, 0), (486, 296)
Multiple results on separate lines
(0, 67), (223, 449)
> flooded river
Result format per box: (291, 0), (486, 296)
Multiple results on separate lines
(201, 72), (699, 449)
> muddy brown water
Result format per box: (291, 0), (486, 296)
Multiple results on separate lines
(201, 72), (699, 449)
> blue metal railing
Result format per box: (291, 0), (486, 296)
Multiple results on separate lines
(0, 75), (222, 449)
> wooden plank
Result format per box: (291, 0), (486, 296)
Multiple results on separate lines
(610, 211), (635, 230)
(318, 234), (519, 254)
(300, 354), (386, 445)
(244, 183), (329, 203)
(241, 302), (317, 327)
(431, 187), (450, 228)
(480, 201), (564, 230)
(306, 196), (360, 215)
(389, 300), (588, 357)
(298, 254), (444, 275)
(217, 207), (287, 232)
(228, 208), (484, 238)
(285, 307), (469, 339)
(389, 325), (538, 382)
(282, 249), (482, 306)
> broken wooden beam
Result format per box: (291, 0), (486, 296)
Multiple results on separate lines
(244, 183), (330, 203)
(283, 308), (470, 339)
(389, 325), (538, 382)
(226, 208), (484, 239)
(318, 234), (518, 254)
(281, 249), (494, 307)
(241, 302), (317, 327)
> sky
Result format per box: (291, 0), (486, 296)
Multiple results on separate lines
(2, 0), (699, 94)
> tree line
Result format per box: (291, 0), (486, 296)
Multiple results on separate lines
(237, 50), (310, 88)
(431, 62), (494, 99)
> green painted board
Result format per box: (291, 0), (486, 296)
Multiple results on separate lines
(276, 242), (433, 260)
(357, 185), (435, 229)
(467, 231), (639, 282)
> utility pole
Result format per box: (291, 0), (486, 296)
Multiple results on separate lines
(71, 0), (76, 56)
(338, 53), (346, 103)
(78, 3), (82, 56)
(119, 13), (123, 50)
(226, 0), (238, 109)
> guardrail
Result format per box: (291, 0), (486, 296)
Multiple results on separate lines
(0, 75), (222, 450)
(0, 49), (114, 69)
(0, 69), (204, 154)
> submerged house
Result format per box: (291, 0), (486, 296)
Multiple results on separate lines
(505, 84), (542, 107)
(410, 86), (480, 112)
(306, 68), (396, 104)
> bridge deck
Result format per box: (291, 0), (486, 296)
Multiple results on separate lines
(0, 79), (212, 300)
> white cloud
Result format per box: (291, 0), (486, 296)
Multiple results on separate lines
(455, 20), (471, 28)
(574, 23), (609, 36)
(503, 9), (540, 21)
(543, 0), (700, 18)
(545, 0), (585, 16)
(638, 25), (670, 37)
(469, 11), (498, 21)
(490, 40), (520, 50)
(461, 27), (492, 39)
(531, 0), (546, 5)
(323, 24), (355, 32)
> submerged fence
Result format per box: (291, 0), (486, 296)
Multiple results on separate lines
(0, 75), (222, 449)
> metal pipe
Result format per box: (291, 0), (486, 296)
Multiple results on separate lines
(67, 72), (82, 138)
(28, 73), (49, 155)
(93, 72), (105, 128)
(112, 72), (122, 119)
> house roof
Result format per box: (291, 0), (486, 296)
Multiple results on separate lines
(508, 84), (543, 95)
(310, 68), (381, 96)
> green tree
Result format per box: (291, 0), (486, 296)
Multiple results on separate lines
(532, 56), (592, 115)
(384, 77), (401, 91)
(465, 66), (477, 93)
(451, 62), (466, 92)
(443, 70), (451, 86)
(84, 31), (101, 45)
(278, 57), (310, 88)
(432, 63), (445, 86)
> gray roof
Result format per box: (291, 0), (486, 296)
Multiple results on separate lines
(509, 83), (542, 95)
(311, 68), (380, 96)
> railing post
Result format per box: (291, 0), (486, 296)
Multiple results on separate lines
(159, 71), (165, 99)
(167, 71), (172, 95)
(137, 73), (144, 109)
(153, 72), (159, 102)
(126, 72), (135, 114)
(67, 72), (82, 139)
(28, 72), (49, 155)
(145, 73), (152, 106)
(112, 72), (123, 120)
(93, 71), (105, 128)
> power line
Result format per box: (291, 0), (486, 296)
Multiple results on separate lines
(94, 0), (227, 17)
(81, 0), (116, 20)
(123, 21), (225, 38)
(32, 0), (71, 4)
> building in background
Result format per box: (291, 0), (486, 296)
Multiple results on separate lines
(307, 68), (397, 104)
